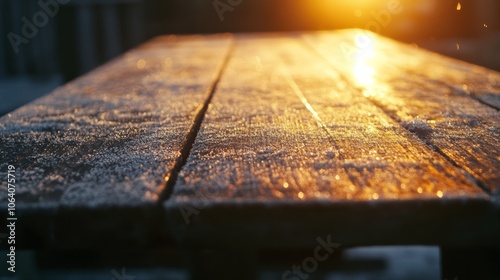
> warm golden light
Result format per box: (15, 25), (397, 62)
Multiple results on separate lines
(352, 35), (376, 89)
(353, 64), (375, 88)
(346, 32), (393, 100)
(304, 0), (394, 28)
(136, 59), (146, 69)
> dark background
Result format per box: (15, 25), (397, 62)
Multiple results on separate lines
(1, 0), (499, 115)
(0, 2), (498, 278)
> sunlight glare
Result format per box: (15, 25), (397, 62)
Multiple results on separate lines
(352, 35), (376, 89)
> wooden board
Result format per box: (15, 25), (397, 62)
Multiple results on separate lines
(165, 34), (498, 249)
(1, 30), (499, 251)
(371, 32), (500, 111)
(0, 34), (232, 249)
(322, 30), (500, 110)
(303, 30), (500, 194)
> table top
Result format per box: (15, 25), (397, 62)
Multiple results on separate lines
(1, 30), (499, 250)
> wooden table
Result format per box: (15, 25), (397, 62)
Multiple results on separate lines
(1, 30), (499, 278)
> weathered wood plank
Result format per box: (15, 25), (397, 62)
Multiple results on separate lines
(309, 30), (500, 110)
(165, 35), (496, 249)
(0, 34), (232, 248)
(1, 34), (232, 206)
(303, 30), (500, 194)
(370, 31), (500, 110)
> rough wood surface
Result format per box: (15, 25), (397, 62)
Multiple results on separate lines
(303, 30), (500, 194)
(165, 35), (497, 249)
(1, 31), (499, 250)
(374, 32), (500, 111)
(0, 35), (231, 208)
(312, 30), (500, 110)
(0, 34), (232, 249)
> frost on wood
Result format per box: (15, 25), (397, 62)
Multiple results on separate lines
(0, 35), (231, 207)
(304, 30), (500, 194)
(169, 36), (487, 209)
(401, 117), (432, 142)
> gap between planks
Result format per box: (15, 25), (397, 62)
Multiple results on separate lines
(169, 34), (487, 204)
(400, 67), (499, 112)
(157, 37), (235, 203)
(298, 34), (495, 195)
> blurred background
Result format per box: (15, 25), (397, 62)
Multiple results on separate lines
(0, 0), (499, 114)
(1, 1), (499, 278)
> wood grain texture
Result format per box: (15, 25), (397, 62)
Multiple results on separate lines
(313, 30), (500, 110)
(165, 35), (497, 249)
(375, 32), (500, 111)
(1, 31), (498, 250)
(0, 34), (232, 249)
(303, 30), (500, 194)
(0, 35), (232, 207)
